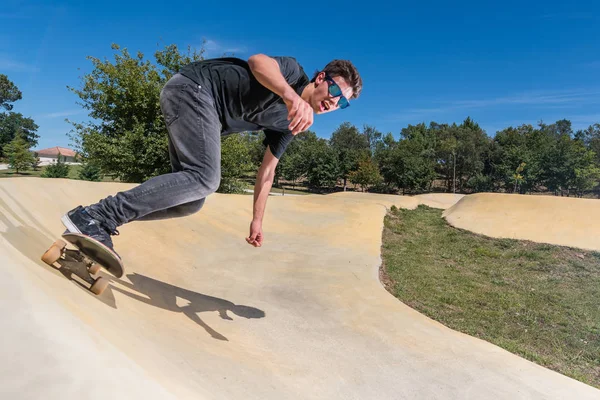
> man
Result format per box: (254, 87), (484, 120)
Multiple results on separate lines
(61, 54), (362, 257)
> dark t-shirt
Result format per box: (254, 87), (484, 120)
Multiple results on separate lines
(179, 56), (310, 158)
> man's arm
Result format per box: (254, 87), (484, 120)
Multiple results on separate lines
(246, 146), (280, 247)
(248, 54), (313, 135)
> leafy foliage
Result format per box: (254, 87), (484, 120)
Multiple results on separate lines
(0, 75), (39, 157)
(218, 134), (254, 194)
(68, 43), (206, 183)
(61, 42), (599, 196)
(78, 161), (102, 181)
(0, 74), (22, 111)
(4, 134), (35, 173)
(42, 156), (70, 178)
(349, 154), (382, 191)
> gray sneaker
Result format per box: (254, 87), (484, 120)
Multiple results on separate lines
(61, 206), (121, 259)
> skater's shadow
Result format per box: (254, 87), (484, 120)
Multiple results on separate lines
(110, 273), (265, 341)
(0, 190), (264, 341)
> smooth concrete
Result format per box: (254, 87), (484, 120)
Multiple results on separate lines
(0, 178), (598, 399)
(444, 193), (600, 251)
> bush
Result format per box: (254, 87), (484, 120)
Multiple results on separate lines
(78, 162), (102, 181)
(217, 178), (247, 194)
(42, 156), (70, 178)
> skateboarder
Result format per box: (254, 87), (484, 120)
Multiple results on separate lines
(61, 54), (362, 257)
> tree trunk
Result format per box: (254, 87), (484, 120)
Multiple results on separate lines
(343, 177), (347, 191)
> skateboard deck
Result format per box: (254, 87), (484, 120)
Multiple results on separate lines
(62, 233), (124, 278)
(41, 233), (124, 295)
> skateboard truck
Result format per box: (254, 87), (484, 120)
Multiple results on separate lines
(41, 239), (110, 295)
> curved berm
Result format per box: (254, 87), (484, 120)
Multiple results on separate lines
(0, 178), (597, 399)
(443, 193), (600, 251)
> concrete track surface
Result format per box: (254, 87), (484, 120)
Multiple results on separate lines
(0, 178), (598, 400)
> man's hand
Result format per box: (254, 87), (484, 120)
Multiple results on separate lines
(283, 90), (314, 135)
(248, 54), (314, 135)
(246, 220), (263, 247)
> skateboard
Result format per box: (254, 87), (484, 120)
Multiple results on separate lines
(41, 233), (124, 295)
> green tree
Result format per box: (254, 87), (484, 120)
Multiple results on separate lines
(304, 138), (339, 190)
(512, 162), (526, 193)
(31, 152), (41, 171)
(488, 123), (553, 193)
(42, 156), (70, 178)
(240, 131), (266, 170)
(390, 137), (437, 194)
(540, 124), (576, 195)
(0, 75), (39, 157)
(0, 74), (22, 111)
(218, 134), (252, 193)
(490, 125), (530, 192)
(361, 124), (383, 156)
(78, 161), (102, 181)
(330, 122), (370, 191)
(4, 134), (35, 173)
(391, 123), (437, 193)
(279, 152), (304, 189)
(575, 123), (600, 166)
(373, 132), (397, 190)
(0, 112), (39, 157)
(348, 155), (382, 192)
(68, 43), (206, 183)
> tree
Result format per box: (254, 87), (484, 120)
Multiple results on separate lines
(512, 162), (526, 193)
(330, 122), (370, 191)
(0, 76), (39, 157)
(4, 134), (35, 173)
(390, 137), (437, 193)
(348, 155), (382, 192)
(68, 42), (206, 183)
(279, 152), (304, 189)
(42, 156), (70, 178)
(218, 134), (252, 193)
(78, 161), (102, 181)
(373, 132), (397, 190)
(0, 74), (22, 111)
(361, 124), (383, 156)
(571, 137), (600, 197)
(576, 123), (600, 166)
(390, 123), (437, 193)
(304, 138), (340, 190)
(31, 152), (41, 171)
(0, 112), (39, 157)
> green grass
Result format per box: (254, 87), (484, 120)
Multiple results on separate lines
(381, 205), (600, 388)
(0, 165), (119, 182)
(0, 168), (46, 178)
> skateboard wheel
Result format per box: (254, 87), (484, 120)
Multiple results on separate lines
(41, 244), (63, 266)
(54, 239), (67, 250)
(88, 263), (101, 275)
(90, 277), (109, 295)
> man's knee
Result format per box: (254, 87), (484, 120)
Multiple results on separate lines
(177, 199), (206, 217)
(206, 176), (221, 194)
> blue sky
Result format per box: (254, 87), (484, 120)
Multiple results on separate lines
(2, 0), (599, 151)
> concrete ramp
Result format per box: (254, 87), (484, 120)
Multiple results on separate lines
(0, 179), (597, 399)
(443, 193), (600, 251)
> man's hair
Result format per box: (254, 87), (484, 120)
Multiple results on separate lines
(311, 60), (362, 99)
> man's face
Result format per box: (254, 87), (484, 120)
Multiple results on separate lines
(310, 72), (353, 114)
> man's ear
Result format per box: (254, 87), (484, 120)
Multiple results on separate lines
(314, 71), (326, 86)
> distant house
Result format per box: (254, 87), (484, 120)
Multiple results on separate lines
(33, 147), (79, 166)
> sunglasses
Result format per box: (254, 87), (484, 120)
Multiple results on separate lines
(324, 74), (350, 109)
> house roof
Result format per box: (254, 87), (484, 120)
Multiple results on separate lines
(35, 147), (77, 157)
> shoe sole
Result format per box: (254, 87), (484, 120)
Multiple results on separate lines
(61, 213), (82, 234)
(60, 212), (122, 260)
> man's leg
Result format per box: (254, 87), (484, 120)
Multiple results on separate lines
(62, 74), (221, 251)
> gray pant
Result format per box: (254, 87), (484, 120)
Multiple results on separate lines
(88, 73), (222, 231)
